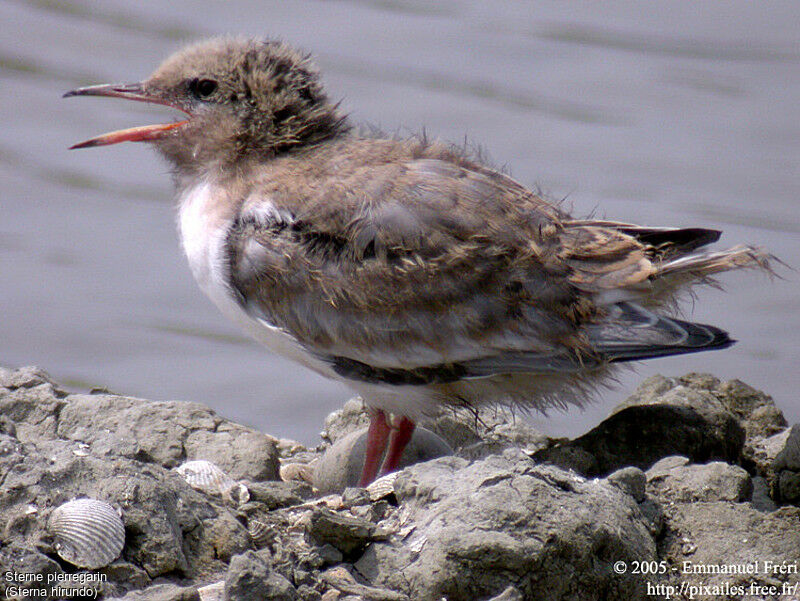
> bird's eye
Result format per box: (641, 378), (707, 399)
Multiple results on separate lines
(189, 78), (218, 99)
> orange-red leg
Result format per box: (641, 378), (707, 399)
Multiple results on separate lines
(379, 415), (416, 477)
(359, 408), (391, 487)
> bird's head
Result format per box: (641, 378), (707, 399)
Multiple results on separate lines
(65, 37), (349, 176)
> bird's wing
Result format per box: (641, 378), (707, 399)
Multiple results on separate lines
(225, 156), (655, 374)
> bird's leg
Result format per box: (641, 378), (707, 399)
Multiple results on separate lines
(378, 415), (416, 477)
(359, 408), (391, 487)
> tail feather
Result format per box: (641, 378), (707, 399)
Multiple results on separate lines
(456, 302), (733, 380)
(587, 302), (734, 363)
(656, 244), (773, 279)
(569, 221), (722, 259)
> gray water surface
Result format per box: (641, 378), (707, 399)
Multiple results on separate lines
(2, 1), (798, 444)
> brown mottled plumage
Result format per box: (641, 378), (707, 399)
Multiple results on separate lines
(65, 37), (772, 484)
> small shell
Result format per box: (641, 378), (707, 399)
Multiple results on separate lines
(247, 519), (273, 547)
(175, 460), (249, 504)
(366, 472), (399, 501)
(48, 499), (125, 569)
(279, 462), (315, 484)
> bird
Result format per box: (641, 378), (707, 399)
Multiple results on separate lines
(65, 37), (771, 486)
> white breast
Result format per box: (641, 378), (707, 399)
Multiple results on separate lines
(176, 180), (334, 376)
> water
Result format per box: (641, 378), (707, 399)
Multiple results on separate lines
(2, 0), (798, 444)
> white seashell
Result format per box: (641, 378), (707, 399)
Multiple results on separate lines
(175, 460), (249, 504)
(366, 472), (399, 501)
(48, 498), (125, 569)
(72, 443), (90, 457)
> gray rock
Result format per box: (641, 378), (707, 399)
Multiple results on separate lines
(111, 583), (200, 601)
(0, 366), (58, 391)
(5, 365), (796, 601)
(744, 427), (790, 476)
(661, 504), (800, 594)
(244, 480), (313, 509)
(341, 487), (371, 508)
(423, 406), (549, 455)
(0, 543), (72, 596)
(750, 476), (778, 512)
(355, 453), (656, 601)
(0, 367), (254, 593)
(714, 377), (787, 438)
(316, 543), (344, 566)
(638, 499), (665, 537)
(313, 427), (452, 493)
(529, 443), (598, 475)
(647, 461), (752, 503)
(778, 470), (800, 504)
(645, 455), (690, 479)
(605, 466), (646, 502)
(0, 381), (66, 443)
(322, 398), (371, 444)
(57, 392), (279, 480)
(306, 508), (377, 557)
(535, 375), (746, 476)
(102, 562), (151, 592)
(747, 424), (800, 506)
(225, 550), (298, 601)
(487, 587), (523, 601)
(321, 566), (408, 601)
(184, 425), (279, 482)
(773, 424), (800, 471)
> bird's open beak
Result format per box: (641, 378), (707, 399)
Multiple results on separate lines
(63, 82), (190, 149)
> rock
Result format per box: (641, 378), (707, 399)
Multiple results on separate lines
(0, 366), (59, 391)
(355, 453), (656, 601)
(778, 470), (800, 504)
(535, 375), (746, 476)
(3, 365), (796, 601)
(341, 487), (371, 508)
(424, 406), (549, 456)
(746, 427), (791, 476)
(487, 587), (523, 601)
(196, 581), (225, 601)
(529, 443), (598, 475)
(313, 427), (452, 493)
(714, 377), (787, 438)
(322, 399), (371, 444)
(306, 508), (377, 557)
(661, 504), (800, 595)
(0, 543), (73, 597)
(0, 381), (66, 443)
(646, 461), (752, 503)
(321, 566), (408, 601)
(773, 424), (800, 471)
(112, 583), (200, 601)
(750, 477), (778, 512)
(645, 455), (690, 478)
(0, 367), (255, 595)
(184, 426), (279, 482)
(244, 480), (313, 509)
(752, 424), (800, 506)
(605, 466), (646, 502)
(224, 550), (298, 601)
(280, 462), (317, 484)
(638, 499), (665, 537)
(316, 543), (344, 566)
(57, 392), (279, 480)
